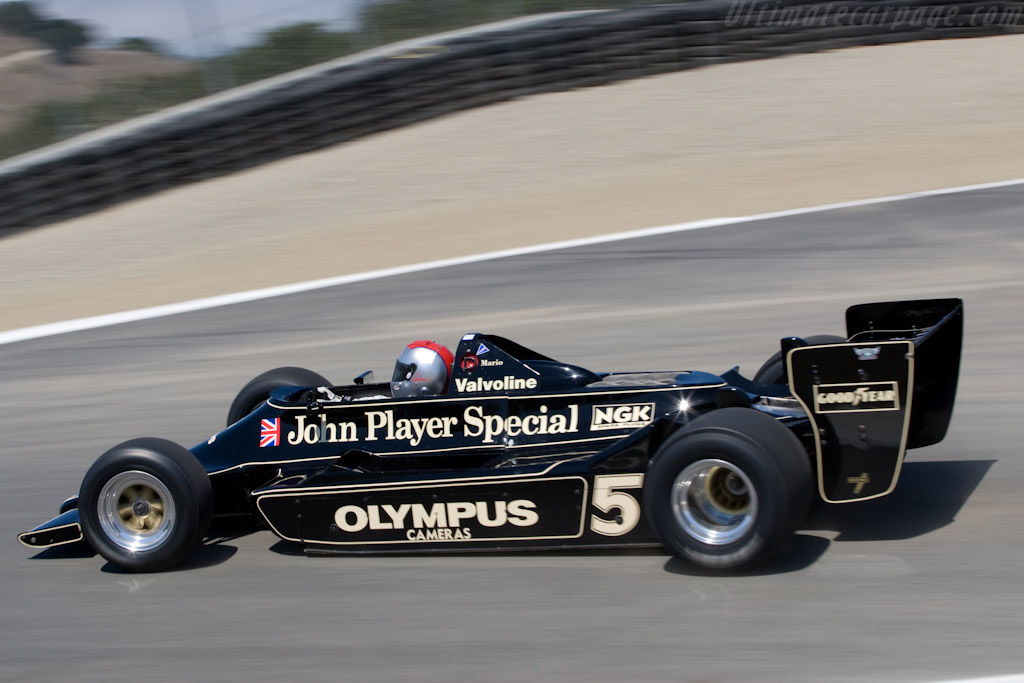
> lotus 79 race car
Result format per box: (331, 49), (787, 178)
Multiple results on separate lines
(19, 298), (963, 573)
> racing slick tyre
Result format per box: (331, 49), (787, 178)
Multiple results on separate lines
(79, 438), (213, 573)
(227, 366), (330, 427)
(752, 335), (845, 384)
(643, 408), (812, 570)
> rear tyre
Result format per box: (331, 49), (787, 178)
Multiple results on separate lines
(752, 334), (844, 384)
(644, 408), (811, 570)
(226, 366), (329, 427)
(79, 438), (213, 572)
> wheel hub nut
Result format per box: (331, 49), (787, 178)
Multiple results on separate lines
(132, 499), (151, 517)
(724, 474), (746, 496)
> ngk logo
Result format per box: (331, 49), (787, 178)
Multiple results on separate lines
(591, 403), (655, 430)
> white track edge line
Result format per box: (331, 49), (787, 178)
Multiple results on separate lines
(933, 676), (1024, 683)
(2, 175), (1022, 347)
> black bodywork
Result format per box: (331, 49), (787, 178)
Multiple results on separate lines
(20, 298), (963, 558)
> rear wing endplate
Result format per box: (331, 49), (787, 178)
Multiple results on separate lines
(786, 299), (963, 503)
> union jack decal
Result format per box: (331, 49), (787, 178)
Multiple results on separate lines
(259, 418), (281, 448)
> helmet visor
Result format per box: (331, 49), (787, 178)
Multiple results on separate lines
(392, 360), (417, 383)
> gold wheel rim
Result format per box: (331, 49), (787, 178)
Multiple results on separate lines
(116, 484), (166, 532)
(704, 467), (751, 515)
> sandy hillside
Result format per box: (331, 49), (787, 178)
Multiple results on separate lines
(0, 30), (190, 130)
(0, 30), (39, 57)
(1, 34), (1023, 332)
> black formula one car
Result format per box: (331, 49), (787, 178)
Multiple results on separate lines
(20, 298), (963, 573)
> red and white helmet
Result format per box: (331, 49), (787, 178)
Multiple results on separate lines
(391, 340), (454, 398)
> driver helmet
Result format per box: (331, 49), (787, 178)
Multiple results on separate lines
(391, 340), (454, 398)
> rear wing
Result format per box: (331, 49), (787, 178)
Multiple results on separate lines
(846, 298), (963, 449)
(785, 299), (963, 503)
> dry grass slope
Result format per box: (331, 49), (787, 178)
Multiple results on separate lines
(0, 30), (189, 131)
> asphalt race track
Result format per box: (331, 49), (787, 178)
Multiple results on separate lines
(2, 183), (1022, 682)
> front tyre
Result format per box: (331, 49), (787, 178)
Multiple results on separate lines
(644, 408), (811, 570)
(79, 438), (213, 572)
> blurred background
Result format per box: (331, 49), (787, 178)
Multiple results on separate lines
(0, 0), (665, 161)
(0, 0), (1021, 331)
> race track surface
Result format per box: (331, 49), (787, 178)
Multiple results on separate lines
(2, 184), (1022, 682)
